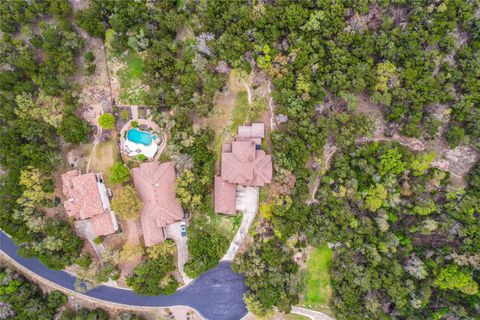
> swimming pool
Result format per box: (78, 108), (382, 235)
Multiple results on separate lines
(127, 129), (152, 146)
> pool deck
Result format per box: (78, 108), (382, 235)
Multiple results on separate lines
(119, 106), (163, 160)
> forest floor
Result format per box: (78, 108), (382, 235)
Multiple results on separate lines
(355, 94), (479, 185)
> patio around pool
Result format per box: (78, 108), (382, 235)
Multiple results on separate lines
(120, 118), (161, 159)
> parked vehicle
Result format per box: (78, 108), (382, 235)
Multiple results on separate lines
(180, 222), (187, 237)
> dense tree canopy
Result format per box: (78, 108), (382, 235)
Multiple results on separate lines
(0, 0), (88, 269)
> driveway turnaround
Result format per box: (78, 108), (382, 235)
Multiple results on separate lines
(0, 231), (248, 320)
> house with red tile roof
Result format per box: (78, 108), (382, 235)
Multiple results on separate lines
(61, 170), (118, 237)
(132, 161), (184, 247)
(214, 123), (272, 215)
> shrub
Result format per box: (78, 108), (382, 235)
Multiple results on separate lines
(446, 125), (466, 148)
(137, 154), (148, 162)
(131, 120), (139, 128)
(86, 63), (96, 75)
(126, 254), (177, 295)
(58, 113), (91, 143)
(111, 185), (142, 220)
(98, 113), (115, 129)
(75, 252), (92, 268)
(121, 110), (129, 121)
(109, 162), (131, 184)
(85, 51), (95, 62)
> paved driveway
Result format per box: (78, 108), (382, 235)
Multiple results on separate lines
(164, 221), (193, 285)
(0, 231), (247, 320)
(222, 186), (259, 261)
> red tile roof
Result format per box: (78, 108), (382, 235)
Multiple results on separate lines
(221, 141), (272, 186)
(61, 170), (117, 237)
(214, 177), (236, 215)
(215, 123), (272, 215)
(90, 213), (116, 236)
(62, 170), (104, 219)
(132, 161), (183, 247)
(238, 123), (264, 139)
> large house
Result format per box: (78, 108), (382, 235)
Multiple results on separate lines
(61, 170), (118, 238)
(214, 123), (273, 214)
(132, 161), (184, 247)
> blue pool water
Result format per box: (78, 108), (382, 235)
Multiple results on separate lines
(128, 129), (152, 146)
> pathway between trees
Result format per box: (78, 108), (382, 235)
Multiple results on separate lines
(291, 307), (334, 320)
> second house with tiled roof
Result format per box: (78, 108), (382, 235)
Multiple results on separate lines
(214, 123), (273, 215)
(132, 161), (184, 247)
(61, 170), (119, 238)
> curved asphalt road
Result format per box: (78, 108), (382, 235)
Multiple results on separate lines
(0, 231), (248, 320)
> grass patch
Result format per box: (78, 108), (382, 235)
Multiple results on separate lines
(203, 196), (241, 241)
(259, 185), (270, 203)
(117, 50), (148, 105)
(90, 139), (119, 181)
(302, 245), (333, 310)
(230, 91), (250, 134)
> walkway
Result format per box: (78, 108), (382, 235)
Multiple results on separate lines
(0, 231), (247, 320)
(291, 307), (334, 320)
(221, 186), (259, 261)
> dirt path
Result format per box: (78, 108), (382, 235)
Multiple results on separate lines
(307, 143), (338, 205)
(356, 134), (425, 151)
(245, 83), (252, 105)
(68, 3), (115, 173)
(267, 80), (276, 132)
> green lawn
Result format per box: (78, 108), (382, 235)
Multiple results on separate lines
(302, 245), (333, 310)
(230, 91), (250, 134)
(90, 139), (119, 180)
(117, 50), (148, 105)
(205, 196), (241, 241)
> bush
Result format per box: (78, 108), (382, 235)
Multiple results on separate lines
(111, 185), (142, 220)
(160, 274), (179, 295)
(93, 236), (103, 245)
(126, 255), (177, 295)
(184, 227), (229, 278)
(75, 252), (92, 268)
(446, 125), (466, 148)
(98, 113), (115, 129)
(109, 162), (131, 184)
(58, 113), (91, 143)
(137, 154), (148, 162)
(121, 110), (129, 120)
(85, 51), (95, 62)
(86, 63), (96, 75)
(131, 120), (139, 127)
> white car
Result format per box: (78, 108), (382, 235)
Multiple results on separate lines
(180, 222), (187, 237)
